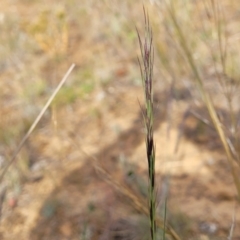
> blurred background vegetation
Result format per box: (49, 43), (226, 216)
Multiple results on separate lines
(1, 0), (240, 239)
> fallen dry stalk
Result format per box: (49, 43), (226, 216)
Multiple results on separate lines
(0, 63), (75, 182)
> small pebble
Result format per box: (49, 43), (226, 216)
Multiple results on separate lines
(199, 222), (218, 234)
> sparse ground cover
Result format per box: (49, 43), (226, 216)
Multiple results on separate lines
(0, 0), (240, 239)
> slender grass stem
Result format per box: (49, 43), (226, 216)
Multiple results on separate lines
(137, 7), (156, 240)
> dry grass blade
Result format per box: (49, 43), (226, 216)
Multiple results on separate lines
(166, 0), (240, 198)
(94, 162), (181, 240)
(227, 206), (236, 240)
(76, 144), (181, 240)
(0, 63), (75, 183)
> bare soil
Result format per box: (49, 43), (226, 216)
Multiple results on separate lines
(0, 1), (240, 240)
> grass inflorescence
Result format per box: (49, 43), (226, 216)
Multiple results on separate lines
(137, 8), (157, 240)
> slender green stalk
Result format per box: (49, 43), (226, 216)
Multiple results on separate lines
(137, 8), (156, 240)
